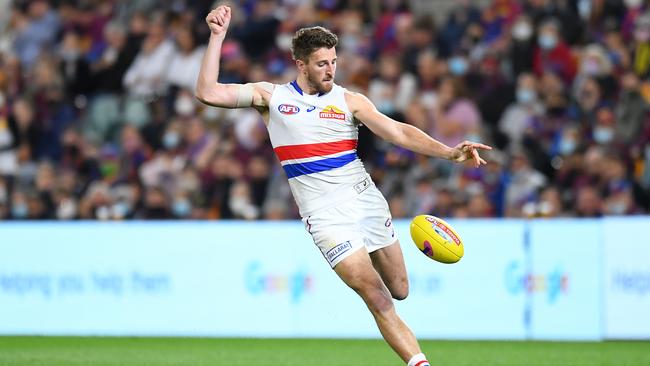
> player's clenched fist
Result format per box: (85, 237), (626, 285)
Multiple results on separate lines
(206, 6), (231, 37)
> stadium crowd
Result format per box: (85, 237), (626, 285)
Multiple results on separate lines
(0, 0), (649, 220)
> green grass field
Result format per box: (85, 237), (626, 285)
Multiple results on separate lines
(0, 337), (648, 366)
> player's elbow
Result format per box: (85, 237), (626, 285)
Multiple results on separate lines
(194, 87), (223, 108)
(194, 87), (211, 106)
(195, 84), (237, 108)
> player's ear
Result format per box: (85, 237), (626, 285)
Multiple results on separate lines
(296, 59), (307, 75)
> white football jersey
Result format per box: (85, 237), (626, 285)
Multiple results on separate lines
(267, 81), (370, 217)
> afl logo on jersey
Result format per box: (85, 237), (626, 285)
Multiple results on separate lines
(278, 104), (300, 115)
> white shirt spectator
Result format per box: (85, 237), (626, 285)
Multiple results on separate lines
(368, 73), (417, 115)
(123, 39), (175, 98)
(498, 101), (544, 147)
(167, 45), (206, 91)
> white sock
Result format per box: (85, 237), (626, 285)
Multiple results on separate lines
(407, 352), (430, 366)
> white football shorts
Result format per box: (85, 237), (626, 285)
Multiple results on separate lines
(302, 178), (397, 268)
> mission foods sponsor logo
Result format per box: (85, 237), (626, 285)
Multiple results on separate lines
(320, 105), (346, 120)
(278, 104), (300, 115)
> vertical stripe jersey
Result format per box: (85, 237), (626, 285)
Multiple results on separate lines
(267, 81), (370, 217)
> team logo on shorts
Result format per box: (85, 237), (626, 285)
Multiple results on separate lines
(385, 218), (395, 237)
(319, 105), (346, 120)
(353, 179), (370, 194)
(326, 241), (352, 263)
(278, 104), (300, 115)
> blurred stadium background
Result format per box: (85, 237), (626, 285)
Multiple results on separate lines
(0, 0), (649, 365)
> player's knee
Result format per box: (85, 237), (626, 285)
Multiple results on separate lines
(387, 277), (409, 300)
(391, 284), (409, 301)
(366, 287), (394, 314)
(353, 280), (394, 314)
(343, 270), (395, 314)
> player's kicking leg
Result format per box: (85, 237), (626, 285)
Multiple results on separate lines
(369, 240), (409, 300)
(334, 247), (430, 366)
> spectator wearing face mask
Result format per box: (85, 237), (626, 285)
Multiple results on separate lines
(499, 73), (544, 149)
(58, 30), (92, 101)
(591, 106), (617, 147)
(533, 18), (577, 85)
(604, 185), (640, 215)
(139, 121), (186, 194)
(573, 44), (618, 101)
(509, 15), (536, 77)
(368, 51), (417, 118)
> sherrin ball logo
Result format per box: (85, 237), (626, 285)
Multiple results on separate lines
(410, 215), (464, 264)
(425, 216), (461, 246)
(278, 104), (300, 115)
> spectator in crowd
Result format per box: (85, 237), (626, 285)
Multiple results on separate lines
(123, 15), (174, 100)
(509, 15), (536, 77)
(167, 25), (205, 92)
(533, 18), (577, 85)
(368, 51), (417, 117)
(430, 76), (481, 148)
(504, 150), (547, 216)
(0, 92), (20, 181)
(499, 72), (544, 149)
(12, 0), (60, 70)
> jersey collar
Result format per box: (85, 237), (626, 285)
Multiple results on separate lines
(291, 80), (326, 97)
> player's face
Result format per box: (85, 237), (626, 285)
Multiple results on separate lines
(304, 47), (337, 94)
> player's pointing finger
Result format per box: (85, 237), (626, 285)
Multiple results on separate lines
(471, 143), (492, 150)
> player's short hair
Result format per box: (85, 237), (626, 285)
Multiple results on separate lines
(291, 26), (338, 62)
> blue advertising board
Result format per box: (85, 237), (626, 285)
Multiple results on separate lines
(603, 217), (650, 339)
(527, 220), (602, 340)
(395, 219), (527, 339)
(0, 218), (647, 340)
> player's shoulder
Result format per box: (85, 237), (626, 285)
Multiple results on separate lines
(343, 88), (373, 113)
(342, 86), (370, 100)
(244, 81), (277, 109)
(249, 81), (276, 94)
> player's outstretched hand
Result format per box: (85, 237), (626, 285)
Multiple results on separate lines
(206, 6), (231, 38)
(450, 140), (492, 168)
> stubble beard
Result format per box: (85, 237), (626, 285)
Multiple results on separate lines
(307, 72), (333, 94)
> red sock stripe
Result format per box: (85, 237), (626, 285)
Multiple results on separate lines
(414, 361), (430, 366)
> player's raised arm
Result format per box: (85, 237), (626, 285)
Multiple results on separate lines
(195, 6), (271, 109)
(345, 91), (492, 168)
